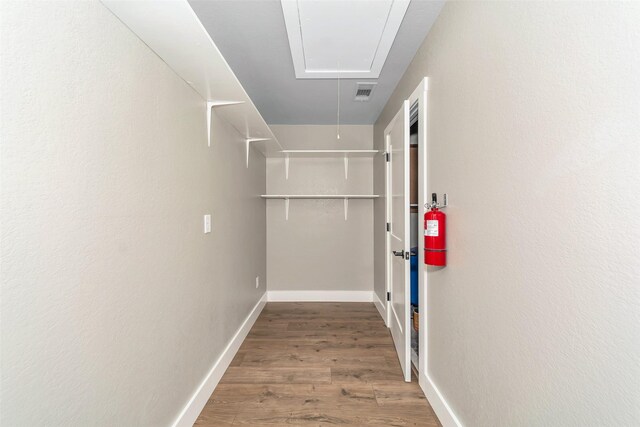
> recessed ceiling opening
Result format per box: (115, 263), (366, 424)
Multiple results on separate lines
(281, 0), (411, 79)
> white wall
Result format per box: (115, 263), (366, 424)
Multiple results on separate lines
(267, 125), (374, 296)
(0, 1), (266, 425)
(374, 1), (640, 426)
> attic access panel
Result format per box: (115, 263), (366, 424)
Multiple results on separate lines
(281, 0), (410, 79)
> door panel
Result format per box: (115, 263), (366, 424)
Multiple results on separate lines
(386, 100), (411, 382)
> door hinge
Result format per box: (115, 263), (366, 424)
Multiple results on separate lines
(386, 292), (391, 301)
(386, 222), (390, 232)
(385, 152), (390, 162)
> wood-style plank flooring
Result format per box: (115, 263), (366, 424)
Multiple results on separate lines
(195, 302), (440, 426)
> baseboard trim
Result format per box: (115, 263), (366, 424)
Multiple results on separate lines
(267, 290), (373, 302)
(172, 293), (267, 427)
(373, 291), (387, 325)
(420, 372), (463, 427)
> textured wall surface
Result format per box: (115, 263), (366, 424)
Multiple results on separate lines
(1, 1), (266, 425)
(267, 126), (374, 293)
(374, 1), (640, 425)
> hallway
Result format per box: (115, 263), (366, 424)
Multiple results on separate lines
(3, 1), (639, 425)
(195, 303), (440, 426)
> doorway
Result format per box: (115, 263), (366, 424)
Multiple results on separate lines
(384, 78), (428, 384)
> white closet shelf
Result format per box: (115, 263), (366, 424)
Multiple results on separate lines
(261, 195), (379, 199)
(272, 150), (380, 180)
(272, 150), (379, 158)
(262, 195), (379, 221)
(100, 0), (282, 161)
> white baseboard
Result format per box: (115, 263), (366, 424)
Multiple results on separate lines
(172, 293), (267, 427)
(267, 290), (373, 302)
(420, 372), (463, 427)
(372, 291), (387, 325)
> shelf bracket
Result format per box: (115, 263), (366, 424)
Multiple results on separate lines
(344, 198), (349, 221)
(285, 198), (290, 221)
(206, 100), (245, 147)
(344, 154), (349, 180)
(285, 154), (290, 180)
(245, 138), (271, 168)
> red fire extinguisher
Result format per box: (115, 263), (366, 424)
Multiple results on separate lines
(424, 193), (446, 266)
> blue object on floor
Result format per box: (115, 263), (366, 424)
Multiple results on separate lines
(410, 247), (418, 306)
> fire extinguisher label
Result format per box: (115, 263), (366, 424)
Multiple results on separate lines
(426, 220), (439, 236)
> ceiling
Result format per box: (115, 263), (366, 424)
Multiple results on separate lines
(189, 0), (444, 125)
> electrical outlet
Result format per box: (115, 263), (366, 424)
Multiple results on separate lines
(255, 276), (260, 289)
(203, 214), (211, 233)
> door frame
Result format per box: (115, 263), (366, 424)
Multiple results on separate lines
(384, 77), (429, 380)
(383, 133), (391, 327)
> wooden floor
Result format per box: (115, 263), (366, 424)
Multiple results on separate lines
(195, 302), (440, 426)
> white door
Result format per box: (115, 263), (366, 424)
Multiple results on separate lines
(386, 100), (411, 382)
